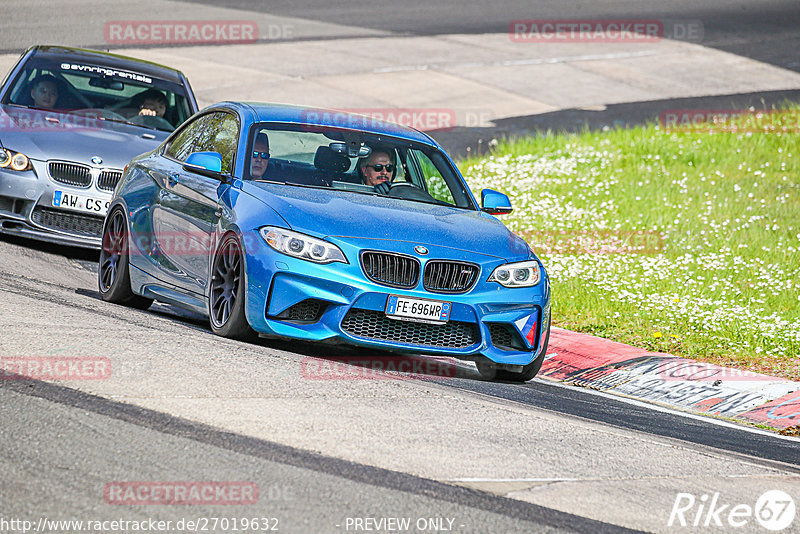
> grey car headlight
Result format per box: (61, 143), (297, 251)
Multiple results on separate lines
(487, 260), (541, 287)
(0, 148), (32, 171)
(260, 227), (347, 264)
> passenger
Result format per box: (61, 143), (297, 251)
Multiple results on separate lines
(358, 149), (395, 194)
(29, 75), (59, 109)
(136, 89), (168, 118)
(250, 133), (270, 179)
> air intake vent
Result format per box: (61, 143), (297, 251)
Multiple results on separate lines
(341, 308), (479, 348)
(31, 207), (104, 237)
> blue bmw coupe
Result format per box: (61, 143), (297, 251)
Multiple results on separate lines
(99, 102), (551, 381)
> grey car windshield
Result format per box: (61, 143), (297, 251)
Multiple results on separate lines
(2, 58), (193, 132)
(245, 124), (476, 210)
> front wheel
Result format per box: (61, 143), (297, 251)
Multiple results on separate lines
(208, 234), (257, 340)
(477, 326), (550, 382)
(98, 208), (153, 310)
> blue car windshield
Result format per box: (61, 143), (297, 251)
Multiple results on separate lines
(1, 58), (193, 132)
(247, 124), (476, 210)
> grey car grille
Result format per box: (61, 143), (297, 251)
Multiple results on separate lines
(360, 251), (420, 289)
(31, 207), (104, 238)
(49, 162), (91, 187)
(97, 170), (123, 192)
(423, 260), (479, 293)
(341, 308), (480, 348)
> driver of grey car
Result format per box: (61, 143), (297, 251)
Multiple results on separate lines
(358, 149), (395, 194)
(29, 75), (59, 109)
(137, 89), (168, 118)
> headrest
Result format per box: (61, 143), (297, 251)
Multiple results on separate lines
(314, 146), (350, 173)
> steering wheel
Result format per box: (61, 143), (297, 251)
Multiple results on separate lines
(388, 182), (436, 202)
(72, 108), (128, 121)
(128, 114), (175, 131)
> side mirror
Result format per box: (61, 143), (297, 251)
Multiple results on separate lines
(481, 189), (513, 215)
(183, 151), (224, 179)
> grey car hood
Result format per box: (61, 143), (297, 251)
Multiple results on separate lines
(0, 105), (168, 169)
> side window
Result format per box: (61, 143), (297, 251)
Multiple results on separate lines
(409, 149), (455, 205)
(192, 112), (239, 174)
(165, 114), (210, 162)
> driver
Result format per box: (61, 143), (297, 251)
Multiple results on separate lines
(250, 133), (270, 179)
(29, 75), (59, 109)
(136, 89), (168, 118)
(358, 149), (395, 194)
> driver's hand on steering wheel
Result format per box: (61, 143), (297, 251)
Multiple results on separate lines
(139, 108), (157, 117)
(374, 181), (391, 195)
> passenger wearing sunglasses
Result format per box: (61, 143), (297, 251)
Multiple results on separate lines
(359, 150), (395, 194)
(250, 133), (270, 179)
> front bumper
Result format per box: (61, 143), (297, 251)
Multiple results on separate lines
(241, 233), (551, 365)
(0, 162), (108, 249)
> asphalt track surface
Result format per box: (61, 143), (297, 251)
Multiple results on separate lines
(26, 243), (800, 468)
(1, 235), (798, 532)
(172, 0), (800, 156)
(1, 380), (622, 534)
(181, 0), (800, 72)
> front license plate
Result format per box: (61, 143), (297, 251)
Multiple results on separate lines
(52, 190), (109, 216)
(385, 295), (451, 324)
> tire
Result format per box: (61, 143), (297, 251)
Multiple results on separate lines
(98, 208), (153, 310)
(477, 325), (550, 382)
(208, 234), (257, 340)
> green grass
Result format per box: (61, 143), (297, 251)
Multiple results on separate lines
(458, 107), (800, 380)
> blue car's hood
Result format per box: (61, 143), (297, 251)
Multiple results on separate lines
(0, 105), (168, 169)
(240, 181), (531, 261)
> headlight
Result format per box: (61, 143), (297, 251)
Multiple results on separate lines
(259, 227), (347, 264)
(0, 148), (32, 171)
(488, 260), (541, 287)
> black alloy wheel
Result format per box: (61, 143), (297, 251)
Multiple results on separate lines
(209, 234), (257, 340)
(98, 208), (153, 310)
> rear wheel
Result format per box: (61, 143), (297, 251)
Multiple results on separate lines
(477, 326), (550, 382)
(98, 208), (153, 310)
(209, 234), (257, 340)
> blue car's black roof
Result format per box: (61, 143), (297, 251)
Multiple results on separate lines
(28, 45), (187, 84)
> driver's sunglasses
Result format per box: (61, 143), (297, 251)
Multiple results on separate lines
(252, 150), (270, 159)
(368, 164), (394, 172)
